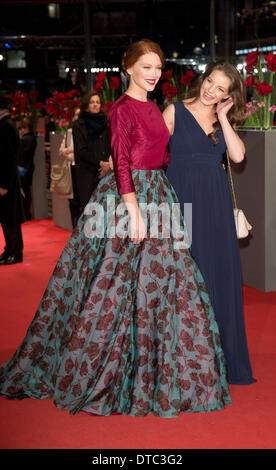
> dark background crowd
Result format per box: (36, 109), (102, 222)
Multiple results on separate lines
(237, 3), (276, 40)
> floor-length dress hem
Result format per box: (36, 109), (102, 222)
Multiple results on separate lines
(0, 100), (232, 417)
(166, 102), (256, 386)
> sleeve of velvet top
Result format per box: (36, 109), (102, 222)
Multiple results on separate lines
(108, 103), (135, 196)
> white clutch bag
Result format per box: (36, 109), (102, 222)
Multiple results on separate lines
(226, 150), (252, 239)
(233, 208), (252, 239)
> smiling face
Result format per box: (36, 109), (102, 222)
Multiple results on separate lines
(200, 70), (232, 106)
(127, 52), (163, 95)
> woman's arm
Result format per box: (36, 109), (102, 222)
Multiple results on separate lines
(109, 104), (145, 244)
(162, 104), (175, 135)
(122, 192), (146, 245)
(217, 98), (245, 163)
(59, 137), (74, 161)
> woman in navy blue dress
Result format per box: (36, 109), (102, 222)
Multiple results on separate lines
(163, 62), (256, 385)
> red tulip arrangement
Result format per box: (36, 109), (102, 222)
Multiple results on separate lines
(160, 68), (195, 103)
(46, 89), (81, 132)
(93, 72), (121, 111)
(244, 49), (275, 129)
(8, 90), (44, 129)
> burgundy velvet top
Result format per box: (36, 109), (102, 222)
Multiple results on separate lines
(108, 93), (170, 195)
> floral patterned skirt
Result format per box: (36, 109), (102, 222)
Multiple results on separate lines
(0, 170), (231, 417)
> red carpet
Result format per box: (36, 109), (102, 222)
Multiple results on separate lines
(0, 219), (275, 449)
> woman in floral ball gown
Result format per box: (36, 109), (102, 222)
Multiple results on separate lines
(0, 40), (231, 417)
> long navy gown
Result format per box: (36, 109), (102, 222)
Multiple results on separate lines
(166, 102), (256, 385)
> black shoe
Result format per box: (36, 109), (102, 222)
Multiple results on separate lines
(0, 252), (8, 262)
(0, 254), (23, 265)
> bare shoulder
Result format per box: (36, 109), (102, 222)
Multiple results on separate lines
(163, 103), (175, 116)
(182, 98), (194, 108)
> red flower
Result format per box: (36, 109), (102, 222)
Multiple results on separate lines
(73, 99), (81, 108)
(13, 95), (21, 106)
(64, 109), (73, 121)
(167, 86), (178, 97)
(52, 92), (65, 105)
(180, 70), (195, 86)
(13, 91), (27, 108)
(29, 90), (39, 100)
(245, 64), (254, 73)
(161, 81), (171, 95)
(46, 98), (57, 115)
(68, 100), (78, 108)
(96, 71), (106, 81)
(93, 80), (103, 92)
(255, 81), (273, 96)
(66, 89), (81, 99)
(245, 49), (259, 67)
(20, 103), (27, 113)
(103, 101), (114, 111)
(110, 76), (120, 90)
(264, 53), (276, 72)
(186, 70), (195, 80)
(244, 76), (258, 87)
(161, 69), (173, 80)
(32, 102), (44, 109)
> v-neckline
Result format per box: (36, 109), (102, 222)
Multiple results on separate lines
(182, 103), (217, 138)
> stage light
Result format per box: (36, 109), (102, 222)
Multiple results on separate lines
(48, 3), (60, 18)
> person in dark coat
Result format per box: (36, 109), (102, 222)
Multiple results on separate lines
(72, 92), (111, 216)
(17, 118), (37, 220)
(0, 93), (25, 265)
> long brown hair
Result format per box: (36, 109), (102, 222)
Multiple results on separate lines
(121, 39), (165, 76)
(188, 61), (246, 145)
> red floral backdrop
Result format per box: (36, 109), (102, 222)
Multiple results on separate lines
(160, 68), (195, 103)
(244, 49), (276, 129)
(7, 54), (275, 134)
